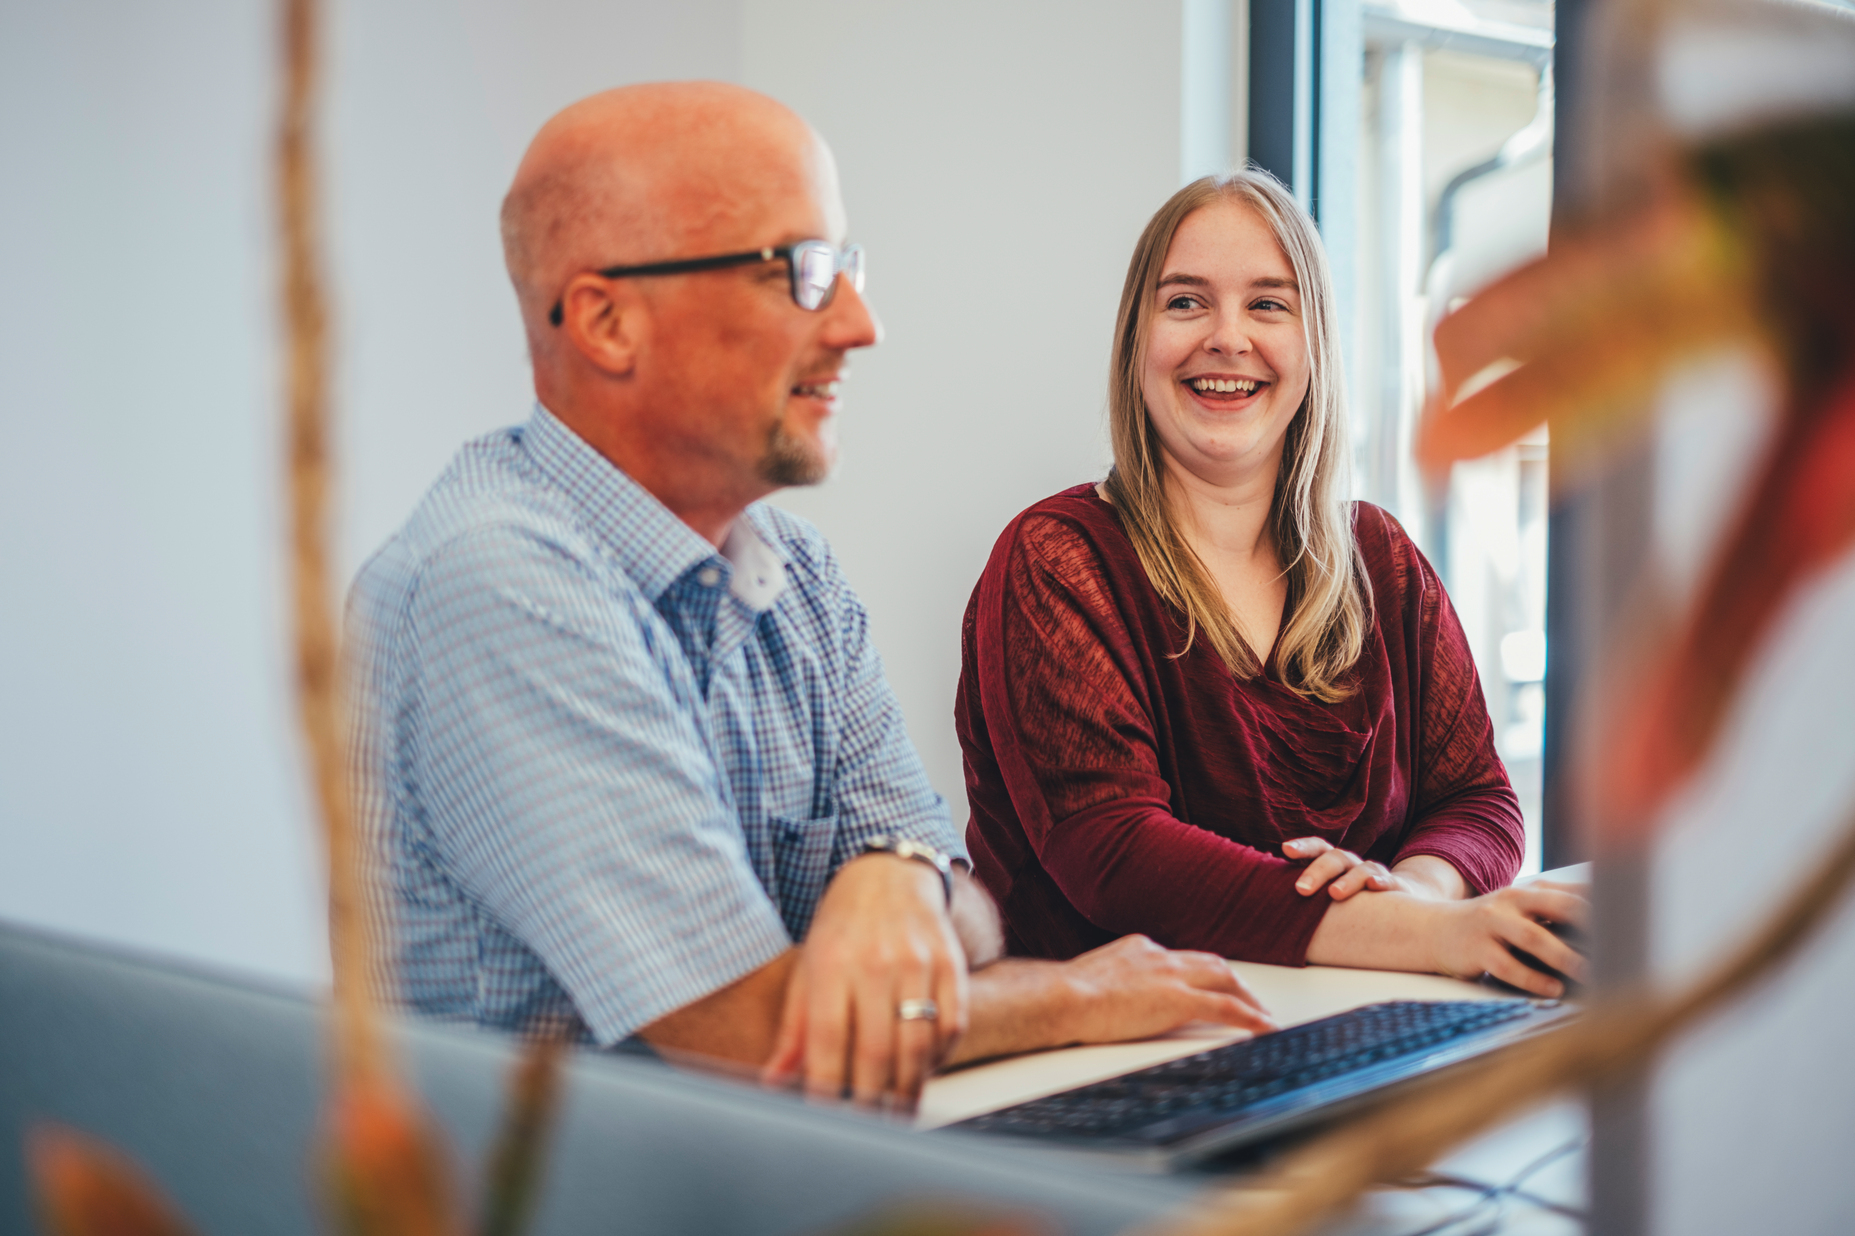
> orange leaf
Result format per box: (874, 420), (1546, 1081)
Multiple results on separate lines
(27, 1125), (200, 1236)
(320, 1074), (461, 1236)
(1418, 180), (1755, 475)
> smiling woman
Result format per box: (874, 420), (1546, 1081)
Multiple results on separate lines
(956, 171), (1587, 988)
(1111, 176), (1360, 701)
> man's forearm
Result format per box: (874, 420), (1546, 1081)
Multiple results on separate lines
(634, 948), (798, 1066)
(946, 958), (1085, 1066)
(947, 934), (1277, 1067)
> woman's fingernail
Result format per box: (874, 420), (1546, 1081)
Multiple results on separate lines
(1295, 881), (1311, 893)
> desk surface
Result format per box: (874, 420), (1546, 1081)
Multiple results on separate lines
(918, 867), (1591, 1232)
(920, 960), (1511, 1129)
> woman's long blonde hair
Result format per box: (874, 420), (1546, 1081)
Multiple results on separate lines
(1100, 170), (1369, 702)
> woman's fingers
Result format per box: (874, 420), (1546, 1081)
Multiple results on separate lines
(1515, 886), (1592, 930)
(1327, 860), (1395, 901)
(1482, 942), (1565, 997)
(1508, 916), (1588, 981)
(1292, 844), (1367, 896)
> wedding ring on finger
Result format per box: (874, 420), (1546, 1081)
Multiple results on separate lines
(896, 998), (939, 1022)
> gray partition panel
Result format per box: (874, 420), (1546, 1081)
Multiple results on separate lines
(0, 922), (1194, 1235)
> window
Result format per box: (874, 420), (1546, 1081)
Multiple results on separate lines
(1348, 1), (1556, 871)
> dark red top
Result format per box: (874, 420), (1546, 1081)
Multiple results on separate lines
(956, 485), (1523, 965)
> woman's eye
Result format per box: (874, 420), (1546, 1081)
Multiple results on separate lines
(1253, 298), (1290, 313)
(1165, 295), (1201, 312)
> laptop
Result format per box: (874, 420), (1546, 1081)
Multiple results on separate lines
(939, 997), (1577, 1171)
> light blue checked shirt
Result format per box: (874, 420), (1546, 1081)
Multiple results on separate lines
(345, 405), (961, 1046)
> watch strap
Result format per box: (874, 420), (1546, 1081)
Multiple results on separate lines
(862, 834), (955, 906)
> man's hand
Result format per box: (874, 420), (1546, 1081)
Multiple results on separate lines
(1057, 935), (1279, 1043)
(948, 935), (1276, 1066)
(761, 852), (968, 1108)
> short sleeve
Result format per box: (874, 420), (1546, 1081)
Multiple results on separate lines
(404, 524), (791, 1043)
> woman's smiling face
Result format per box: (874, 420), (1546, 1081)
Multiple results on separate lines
(1139, 199), (1311, 490)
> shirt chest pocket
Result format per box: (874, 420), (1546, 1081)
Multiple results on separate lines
(769, 810), (839, 943)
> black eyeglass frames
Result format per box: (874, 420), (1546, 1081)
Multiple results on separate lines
(547, 239), (865, 326)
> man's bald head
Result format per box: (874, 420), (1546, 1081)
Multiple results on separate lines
(501, 82), (840, 337)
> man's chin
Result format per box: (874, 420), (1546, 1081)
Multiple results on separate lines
(758, 426), (837, 488)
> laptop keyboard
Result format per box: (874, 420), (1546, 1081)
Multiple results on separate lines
(949, 999), (1546, 1146)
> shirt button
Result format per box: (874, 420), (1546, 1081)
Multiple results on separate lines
(697, 567), (721, 587)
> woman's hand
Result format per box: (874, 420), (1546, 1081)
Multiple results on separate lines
(1305, 882), (1591, 997)
(1283, 836), (1401, 900)
(1284, 839), (1472, 902)
(1427, 884), (1590, 997)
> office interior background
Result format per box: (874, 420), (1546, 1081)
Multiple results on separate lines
(2, 0), (1852, 1230)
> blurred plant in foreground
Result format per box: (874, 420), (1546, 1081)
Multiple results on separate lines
(1421, 114), (1855, 827)
(23, 0), (568, 1233)
(28, 1128), (199, 1236)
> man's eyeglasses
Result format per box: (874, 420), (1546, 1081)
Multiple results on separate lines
(548, 239), (865, 326)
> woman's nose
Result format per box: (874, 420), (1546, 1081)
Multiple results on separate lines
(1204, 314), (1253, 356)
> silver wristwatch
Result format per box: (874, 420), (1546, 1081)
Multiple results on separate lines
(861, 834), (956, 906)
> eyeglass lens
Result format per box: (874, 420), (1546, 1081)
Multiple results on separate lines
(792, 242), (864, 311)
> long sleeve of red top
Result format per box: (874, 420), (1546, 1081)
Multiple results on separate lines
(956, 487), (1524, 965)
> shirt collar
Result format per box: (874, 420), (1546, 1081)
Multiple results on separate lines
(521, 403), (788, 611)
(720, 513), (788, 610)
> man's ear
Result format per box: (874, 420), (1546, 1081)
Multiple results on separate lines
(557, 273), (645, 377)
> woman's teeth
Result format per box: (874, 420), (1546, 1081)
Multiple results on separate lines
(1191, 377), (1259, 394)
(793, 381), (842, 398)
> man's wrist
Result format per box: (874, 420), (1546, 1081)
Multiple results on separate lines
(860, 834), (956, 905)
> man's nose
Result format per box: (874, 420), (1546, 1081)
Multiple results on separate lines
(822, 276), (882, 349)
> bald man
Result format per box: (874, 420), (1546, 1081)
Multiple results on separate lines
(347, 82), (1272, 1107)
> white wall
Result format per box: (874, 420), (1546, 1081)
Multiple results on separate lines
(747, 0), (1182, 817)
(0, 0), (1184, 983)
(0, 0), (740, 985)
(0, 0), (317, 982)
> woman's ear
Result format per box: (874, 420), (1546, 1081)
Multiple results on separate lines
(557, 273), (644, 377)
